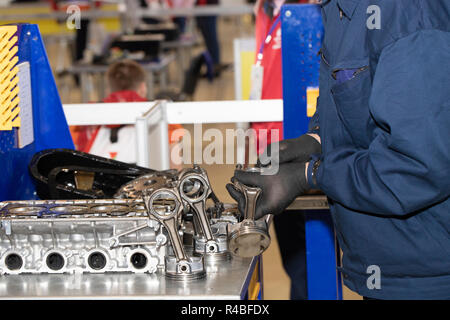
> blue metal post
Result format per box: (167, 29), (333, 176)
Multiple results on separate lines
(0, 24), (74, 201)
(281, 4), (342, 300)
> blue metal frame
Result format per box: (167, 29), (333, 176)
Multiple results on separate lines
(240, 256), (263, 300)
(281, 4), (342, 300)
(0, 24), (74, 201)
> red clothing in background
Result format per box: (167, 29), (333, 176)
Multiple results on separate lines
(196, 0), (218, 5)
(47, 0), (102, 11)
(71, 91), (183, 156)
(251, 0), (308, 154)
(103, 90), (147, 103)
(251, 7), (283, 154)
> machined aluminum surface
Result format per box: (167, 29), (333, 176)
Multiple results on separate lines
(0, 199), (166, 275)
(0, 166), (264, 282)
(0, 255), (260, 299)
(227, 219), (271, 258)
(114, 171), (177, 199)
(164, 255), (206, 281)
(193, 221), (230, 262)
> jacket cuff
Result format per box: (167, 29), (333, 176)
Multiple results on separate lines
(307, 125), (320, 136)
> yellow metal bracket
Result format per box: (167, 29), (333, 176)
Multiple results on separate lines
(0, 25), (20, 131)
(248, 259), (262, 300)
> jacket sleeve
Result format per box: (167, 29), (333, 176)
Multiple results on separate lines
(307, 97), (321, 135)
(316, 30), (450, 216)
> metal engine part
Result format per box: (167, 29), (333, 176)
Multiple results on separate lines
(115, 166), (237, 260)
(0, 166), (247, 280)
(178, 166), (230, 261)
(114, 171), (177, 199)
(227, 168), (271, 258)
(0, 199), (166, 275)
(144, 186), (206, 280)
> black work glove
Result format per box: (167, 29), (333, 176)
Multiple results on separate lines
(257, 134), (321, 167)
(226, 162), (310, 220)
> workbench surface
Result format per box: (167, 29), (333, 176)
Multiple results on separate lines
(0, 256), (258, 300)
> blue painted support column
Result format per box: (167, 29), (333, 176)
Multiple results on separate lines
(0, 24), (74, 201)
(304, 211), (342, 299)
(281, 4), (342, 300)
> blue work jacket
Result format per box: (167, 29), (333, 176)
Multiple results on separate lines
(307, 0), (450, 299)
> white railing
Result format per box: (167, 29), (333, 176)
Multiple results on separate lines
(63, 99), (283, 170)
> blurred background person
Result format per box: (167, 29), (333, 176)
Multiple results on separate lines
(170, 0), (196, 33)
(71, 59), (184, 168)
(195, 0), (228, 78)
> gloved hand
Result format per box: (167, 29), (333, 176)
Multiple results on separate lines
(226, 162), (310, 220)
(257, 134), (321, 167)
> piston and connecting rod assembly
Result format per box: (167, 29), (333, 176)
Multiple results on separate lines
(178, 166), (229, 261)
(227, 167), (272, 258)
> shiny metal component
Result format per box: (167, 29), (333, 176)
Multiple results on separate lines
(144, 188), (205, 280)
(211, 203), (240, 224)
(194, 223), (230, 262)
(178, 166), (228, 259)
(194, 236), (229, 262)
(0, 255), (259, 299)
(114, 172), (175, 199)
(0, 166), (243, 280)
(228, 219), (270, 258)
(227, 175), (271, 258)
(164, 256), (205, 281)
(0, 199), (165, 275)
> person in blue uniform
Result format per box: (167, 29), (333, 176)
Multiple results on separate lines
(227, 0), (450, 299)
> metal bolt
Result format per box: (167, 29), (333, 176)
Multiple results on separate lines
(156, 234), (167, 246)
(109, 239), (117, 247)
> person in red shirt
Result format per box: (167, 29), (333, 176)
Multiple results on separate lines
(252, 0), (313, 154)
(251, 0), (284, 155)
(251, 0), (314, 300)
(71, 60), (184, 167)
